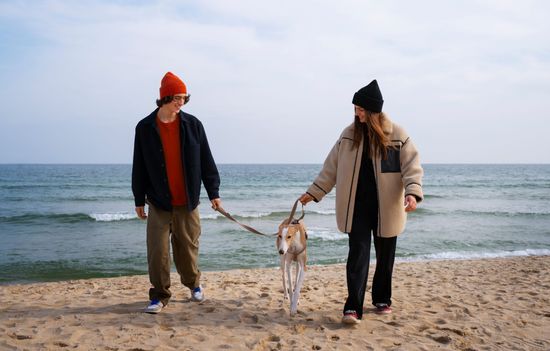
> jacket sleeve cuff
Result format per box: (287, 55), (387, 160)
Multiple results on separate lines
(306, 183), (327, 203)
(134, 198), (146, 207)
(207, 191), (220, 200)
(405, 184), (423, 203)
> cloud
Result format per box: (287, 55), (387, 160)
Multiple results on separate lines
(0, 0), (549, 163)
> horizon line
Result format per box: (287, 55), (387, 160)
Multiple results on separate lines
(1, 162), (549, 166)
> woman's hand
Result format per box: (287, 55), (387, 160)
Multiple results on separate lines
(299, 193), (314, 205)
(404, 195), (417, 212)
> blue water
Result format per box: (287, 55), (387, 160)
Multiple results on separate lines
(1, 164), (549, 284)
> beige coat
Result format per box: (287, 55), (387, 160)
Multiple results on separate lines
(306, 116), (423, 237)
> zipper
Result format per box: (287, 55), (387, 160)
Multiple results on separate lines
(373, 157), (381, 237)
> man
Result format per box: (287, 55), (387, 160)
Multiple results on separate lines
(132, 71), (222, 314)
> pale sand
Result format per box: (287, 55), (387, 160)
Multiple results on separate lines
(1, 256), (549, 351)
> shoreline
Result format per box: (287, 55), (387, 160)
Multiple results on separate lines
(1, 256), (549, 350)
(2, 252), (550, 286)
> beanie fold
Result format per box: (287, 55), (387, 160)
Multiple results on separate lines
(352, 92), (383, 113)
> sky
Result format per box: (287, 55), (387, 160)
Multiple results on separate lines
(0, 0), (549, 164)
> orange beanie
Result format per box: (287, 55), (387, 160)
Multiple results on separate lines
(159, 72), (187, 99)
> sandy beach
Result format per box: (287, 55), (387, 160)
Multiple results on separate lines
(1, 256), (549, 350)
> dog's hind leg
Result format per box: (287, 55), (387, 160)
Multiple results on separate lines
(294, 261), (300, 290)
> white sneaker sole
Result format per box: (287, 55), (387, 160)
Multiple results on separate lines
(144, 305), (163, 314)
(191, 295), (205, 303)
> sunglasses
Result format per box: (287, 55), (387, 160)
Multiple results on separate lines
(172, 94), (191, 104)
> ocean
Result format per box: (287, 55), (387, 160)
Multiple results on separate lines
(0, 164), (549, 284)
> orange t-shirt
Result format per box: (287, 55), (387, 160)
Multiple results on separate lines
(157, 116), (188, 206)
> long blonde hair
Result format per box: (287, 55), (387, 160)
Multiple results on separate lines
(353, 111), (391, 159)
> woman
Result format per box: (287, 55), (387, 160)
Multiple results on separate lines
(299, 79), (423, 324)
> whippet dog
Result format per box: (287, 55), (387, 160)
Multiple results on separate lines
(276, 218), (307, 316)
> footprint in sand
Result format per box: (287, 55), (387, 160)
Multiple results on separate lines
(188, 334), (207, 343)
(431, 334), (452, 344)
(462, 307), (473, 316)
(292, 324), (307, 334)
(53, 341), (70, 348)
(322, 316), (339, 324)
(418, 325), (430, 332)
(239, 312), (259, 324)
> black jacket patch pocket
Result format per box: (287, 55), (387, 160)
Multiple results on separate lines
(381, 148), (401, 173)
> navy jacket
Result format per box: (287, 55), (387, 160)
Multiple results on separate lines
(132, 109), (220, 211)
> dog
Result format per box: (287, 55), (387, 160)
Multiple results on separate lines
(276, 218), (308, 316)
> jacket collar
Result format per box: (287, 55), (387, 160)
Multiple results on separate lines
(380, 113), (393, 134)
(143, 108), (190, 128)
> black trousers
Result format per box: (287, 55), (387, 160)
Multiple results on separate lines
(343, 211), (397, 319)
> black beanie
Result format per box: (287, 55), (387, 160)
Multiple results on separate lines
(352, 79), (384, 112)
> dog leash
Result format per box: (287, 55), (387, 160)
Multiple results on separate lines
(215, 199), (305, 237)
(286, 198), (305, 223)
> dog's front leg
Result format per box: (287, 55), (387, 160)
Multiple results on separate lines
(280, 256), (289, 300)
(286, 257), (294, 306)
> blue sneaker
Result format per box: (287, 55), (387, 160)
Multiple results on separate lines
(144, 299), (163, 314)
(191, 285), (205, 302)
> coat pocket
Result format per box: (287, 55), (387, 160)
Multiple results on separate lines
(381, 148), (401, 173)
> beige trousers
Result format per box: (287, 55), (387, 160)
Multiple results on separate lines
(146, 204), (201, 305)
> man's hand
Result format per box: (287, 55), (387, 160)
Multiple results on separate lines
(135, 206), (147, 219)
(211, 198), (222, 211)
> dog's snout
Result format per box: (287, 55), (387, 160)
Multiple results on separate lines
(278, 249), (285, 255)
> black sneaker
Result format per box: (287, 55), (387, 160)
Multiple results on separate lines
(375, 303), (392, 314)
